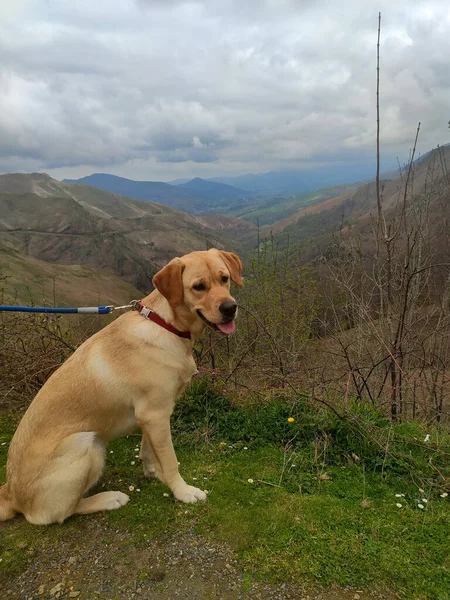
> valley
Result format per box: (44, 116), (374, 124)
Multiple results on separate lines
(1, 144), (449, 306)
(0, 174), (256, 295)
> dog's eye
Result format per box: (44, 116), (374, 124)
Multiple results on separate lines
(221, 275), (229, 284)
(193, 283), (206, 291)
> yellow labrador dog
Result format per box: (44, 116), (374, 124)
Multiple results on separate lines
(0, 249), (242, 525)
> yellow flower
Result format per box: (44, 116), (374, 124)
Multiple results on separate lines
(288, 417), (295, 423)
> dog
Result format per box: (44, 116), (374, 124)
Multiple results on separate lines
(0, 249), (242, 525)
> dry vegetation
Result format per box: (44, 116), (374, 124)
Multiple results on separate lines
(2, 145), (450, 422)
(191, 139), (450, 424)
(0, 309), (111, 410)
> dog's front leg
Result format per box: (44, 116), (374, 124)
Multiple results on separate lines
(137, 411), (207, 504)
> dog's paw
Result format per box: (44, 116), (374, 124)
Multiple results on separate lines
(102, 491), (130, 510)
(143, 464), (157, 479)
(173, 484), (207, 504)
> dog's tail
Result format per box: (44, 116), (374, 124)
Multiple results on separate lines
(0, 483), (17, 521)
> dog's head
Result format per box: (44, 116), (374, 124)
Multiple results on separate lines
(153, 249), (243, 335)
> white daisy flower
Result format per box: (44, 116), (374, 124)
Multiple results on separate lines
(440, 492), (448, 498)
(396, 503), (402, 508)
(248, 478), (254, 484)
(417, 504), (424, 509)
(131, 461), (135, 465)
(129, 485), (135, 492)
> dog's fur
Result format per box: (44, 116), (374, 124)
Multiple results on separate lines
(0, 249), (242, 525)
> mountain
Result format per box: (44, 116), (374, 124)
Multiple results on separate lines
(0, 244), (141, 307)
(0, 174), (256, 293)
(63, 173), (197, 211)
(175, 177), (251, 200)
(167, 178), (191, 185)
(268, 145), (450, 258)
(64, 174), (255, 215)
(209, 163), (379, 195)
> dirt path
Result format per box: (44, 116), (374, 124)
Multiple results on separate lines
(1, 518), (395, 600)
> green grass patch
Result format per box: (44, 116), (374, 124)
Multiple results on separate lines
(1, 382), (449, 598)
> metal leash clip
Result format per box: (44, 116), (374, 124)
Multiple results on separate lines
(107, 300), (141, 311)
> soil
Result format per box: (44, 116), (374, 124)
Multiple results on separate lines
(1, 517), (397, 600)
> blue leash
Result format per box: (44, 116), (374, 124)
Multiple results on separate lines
(0, 302), (137, 315)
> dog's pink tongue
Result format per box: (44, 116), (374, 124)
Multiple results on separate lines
(217, 320), (236, 335)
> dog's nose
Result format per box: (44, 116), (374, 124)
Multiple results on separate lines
(219, 300), (237, 319)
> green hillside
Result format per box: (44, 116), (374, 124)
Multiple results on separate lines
(226, 184), (358, 225)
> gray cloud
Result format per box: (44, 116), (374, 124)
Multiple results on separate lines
(0, 0), (449, 181)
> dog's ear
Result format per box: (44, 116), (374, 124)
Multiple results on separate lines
(153, 258), (185, 308)
(218, 251), (243, 286)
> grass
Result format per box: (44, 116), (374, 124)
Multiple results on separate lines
(1, 380), (449, 599)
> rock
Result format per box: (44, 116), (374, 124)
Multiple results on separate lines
(354, 594), (361, 600)
(49, 583), (63, 596)
(69, 593), (80, 599)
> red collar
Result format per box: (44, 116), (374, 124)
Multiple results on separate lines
(135, 301), (191, 340)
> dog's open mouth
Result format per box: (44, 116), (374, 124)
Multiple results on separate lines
(197, 311), (236, 335)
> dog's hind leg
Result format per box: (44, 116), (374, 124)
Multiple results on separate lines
(75, 490), (129, 514)
(0, 484), (17, 521)
(24, 432), (121, 525)
(74, 435), (129, 515)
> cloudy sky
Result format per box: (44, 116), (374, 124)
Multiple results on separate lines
(0, 0), (449, 182)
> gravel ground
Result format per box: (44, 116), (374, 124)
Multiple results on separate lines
(1, 518), (397, 600)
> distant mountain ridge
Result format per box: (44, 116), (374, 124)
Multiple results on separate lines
(64, 167), (380, 220)
(176, 177), (251, 200)
(64, 173), (254, 215)
(211, 163), (383, 194)
(267, 144), (450, 259)
(169, 163), (382, 195)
